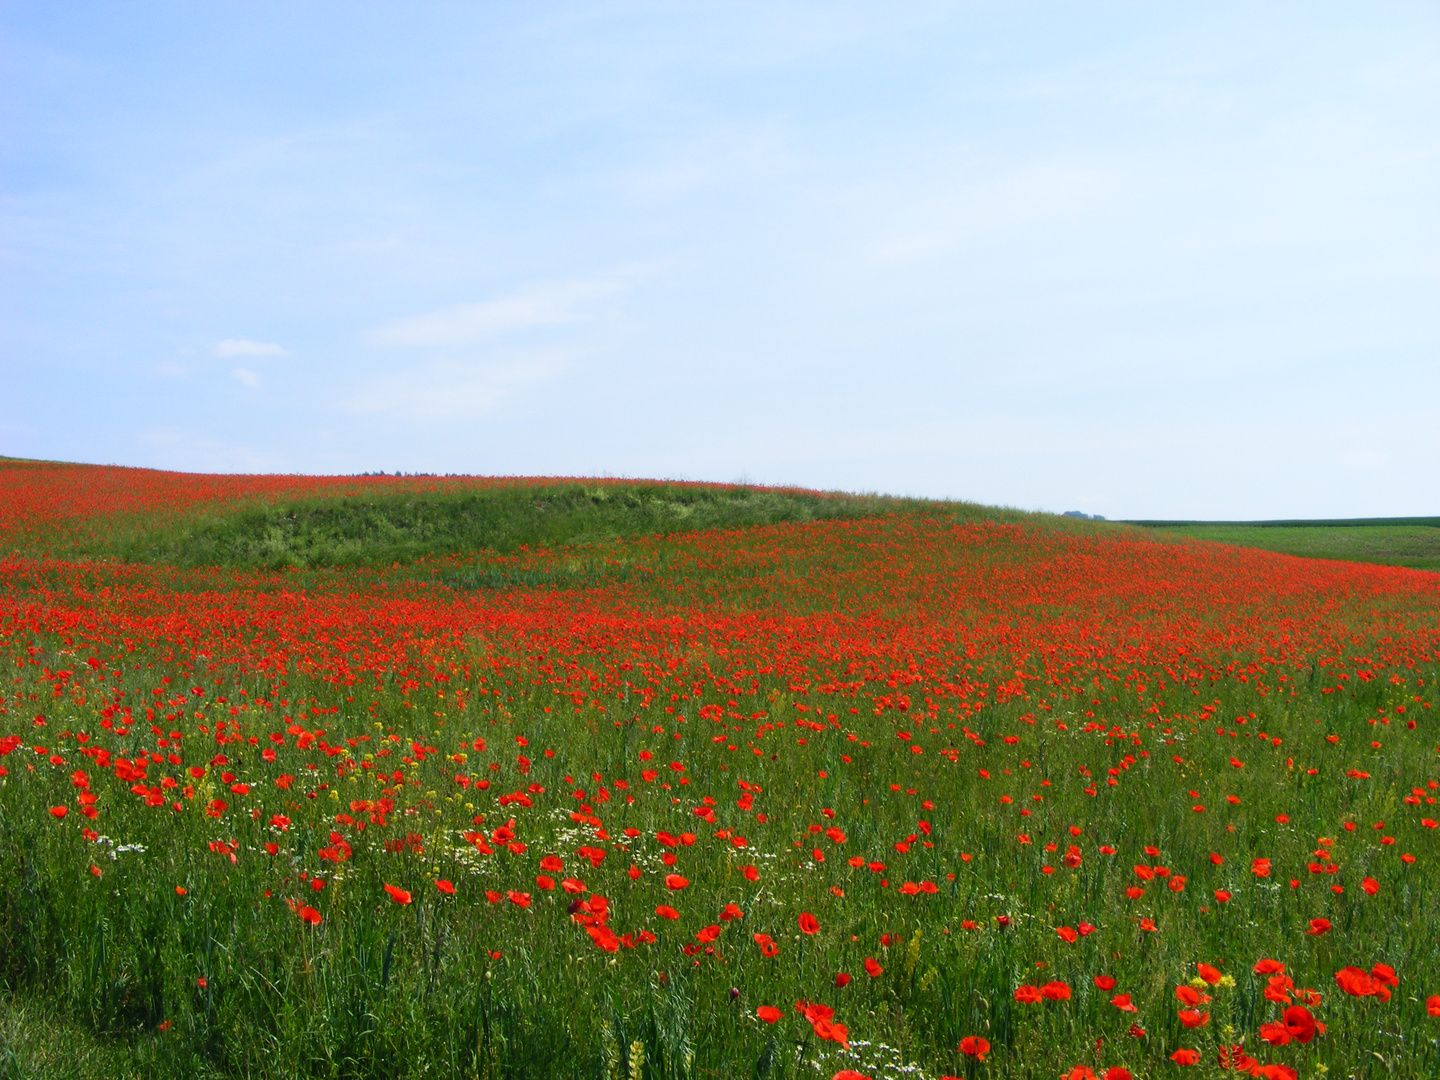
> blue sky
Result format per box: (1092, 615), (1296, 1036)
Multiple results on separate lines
(3, 2), (1436, 519)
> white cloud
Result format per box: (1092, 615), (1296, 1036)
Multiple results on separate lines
(231, 367), (261, 387)
(337, 354), (565, 421)
(365, 280), (622, 349)
(214, 339), (288, 357)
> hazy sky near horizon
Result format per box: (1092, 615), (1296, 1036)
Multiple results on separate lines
(3, 2), (1437, 519)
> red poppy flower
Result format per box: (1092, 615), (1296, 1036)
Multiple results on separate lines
(506, 891), (531, 907)
(1169, 1048), (1200, 1065)
(1254, 959), (1286, 975)
(1283, 1005), (1317, 1043)
(296, 905), (322, 926)
(1197, 963), (1222, 985)
(383, 884), (412, 905)
(1426, 994), (1440, 1016)
(1040, 981), (1071, 1000)
(434, 879), (456, 895)
(1177, 1009), (1209, 1028)
(958, 1035), (989, 1060)
(1104, 1069), (1132, 1080)
(655, 905), (679, 919)
(835, 972), (851, 988)
(1094, 975), (1117, 991)
(1175, 985), (1211, 1006)
(742, 864), (760, 881)
(1056, 925), (1078, 943)
(1371, 963), (1398, 988)
(864, 957), (883, 978)
(1258, 1021), (1291, 1047)
(1306, 918), (1332, 936)
(757, 1006), (782, 1023)
(1014, 985), (1043, 1003)
(798, 912), (819, 935)
(1335, 966), (1389, 1000)
(1110, 993), (1137, 1012)
(665, 874), (689, 890)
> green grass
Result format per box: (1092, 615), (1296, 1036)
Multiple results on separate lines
(0, 990), (159, 1079)
(1127, 518), (1440, 571)
(78, 483), (929, 570)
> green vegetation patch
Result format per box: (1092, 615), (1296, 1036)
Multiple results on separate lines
(1129, 518), (1440, 571)
(98, 483), (908, 570)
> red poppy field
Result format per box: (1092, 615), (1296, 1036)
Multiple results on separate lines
(2, 460), (1439, 1080)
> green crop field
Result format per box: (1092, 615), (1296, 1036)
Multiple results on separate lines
(2, 461), (1439, 1080)
(1127, 519), (1440, 573)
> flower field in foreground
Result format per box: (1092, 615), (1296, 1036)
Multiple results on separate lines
(2, 463), (1439, 1080)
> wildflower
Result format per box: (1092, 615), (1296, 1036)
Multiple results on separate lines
(435, 879), (456, 895)
(798, 912), (819, 935)
(958, 1035), (990, 1060)
(383, 884), (412, 905)
(1169, 1048), (1199, 1065)
(757, 1006), (782, 1023)
(1335, 966), (1390, 1001)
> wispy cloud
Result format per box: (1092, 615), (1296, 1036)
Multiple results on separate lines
(365, 280), (622, 349)
(231, 368), (261, 387)
(214, 339), (288, 357)
(336, 354), (566, 421)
